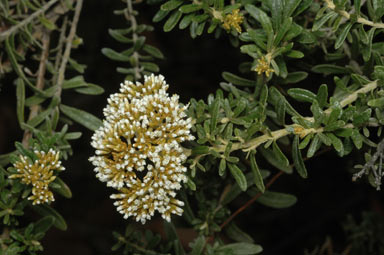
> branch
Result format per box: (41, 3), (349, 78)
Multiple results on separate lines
(353, 137), (384, 190)
(126, 0), (141, 81)
(55, 0), (83, 97)
(324, 0), (384, 29)
(22, 31), (51, 147)
(0, 0), (60, 42)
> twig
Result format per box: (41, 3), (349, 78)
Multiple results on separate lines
(353, 137), (384, 190)
(126, 0), (141, 80)
(212, 80), (379, 153)
(55, 0), (83, 97)
(219, 170), (284, 229)
(52, 17), (68, 83)
(0, 0), (59, 42)
(22, 31), (51, 147)
(324, 0), (384, 29)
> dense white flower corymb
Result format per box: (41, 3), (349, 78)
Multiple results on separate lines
(89, 74), (194, 224)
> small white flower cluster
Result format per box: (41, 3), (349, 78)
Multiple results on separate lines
(89, 74), (194, 224)
(11, 149), (65, 205)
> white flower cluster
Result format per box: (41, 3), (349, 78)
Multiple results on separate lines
(89, 74), (194, 224)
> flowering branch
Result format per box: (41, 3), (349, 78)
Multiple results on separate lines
(324, 0), (384, 29)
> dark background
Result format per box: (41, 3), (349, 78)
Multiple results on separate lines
(0, 1), (383, 254)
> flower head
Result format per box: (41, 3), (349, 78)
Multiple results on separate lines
(253, 56), (275, 77)
(89, 74), (194, 224)
(10, 149), (64, 205)
(222, 9), (244, 33)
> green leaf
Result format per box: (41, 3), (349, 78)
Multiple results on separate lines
(280, 71), (308, 84)
(286, 50), (304, 58)
(326, 106), (342, 125)
(164, 10), (182, 32)
(64, 132), (82, 140)
(326, 133), (344, 153)
(250, 153), (265, 192)
(190, 236), (205, 255)
(210, 98), (220, 133)
(153, 9), (170, 22)
(68, 58), (86, 73)
(312, 64), (350, 75)
(362, 28), (375, 62)
(228, 163), (247, 191)
(161, 0), (184, 11)
(287, 88), (317, 103)
(75, 83), (104, 95)
(272, 141), (289, 166)
(245, 5), (274, 50)
(108, 29), (132, 43)
(101, 48), (130, 61)
(276, 98), (286, 125)
(179, 4), (202, 13)
(50, 177), (72, 198)
(191, 146), (209, 155)
(32, 205), (67, 230)
(142, 44), (164, 59)
(259, 146), (293, 173)
(62, 76), (87, 89)
(141, 62), (160, 72)
(351, 129), (363, 149)
(60, 104), (102, 131)
(34, 216), (54, 235)
(27, 108), (52, 127)
(335, 23), (353, 49)
(5, 38), (47, 97)
(216, 242), (263, 255)
(283, 0), (302, 18)
(257, 191), (297, 208)
(269, 86), (301, 118)
(353, 109), (371, 126)
(273, 13), (290, 47)
(38, 15), (56, 30)
(312, 12), (338, 31)
(368, 97), (384, 107)
(179, 13), (195, 29)
(222, 72), (257, 87)
(316, 84), (328, 108)
(16, 78), (25, 125)
(225, 223), (254, 243)
(307, 134), (321, 158)
(292, 136), (308, 178)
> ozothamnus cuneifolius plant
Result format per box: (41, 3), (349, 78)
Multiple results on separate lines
(1, 0), (384, 254)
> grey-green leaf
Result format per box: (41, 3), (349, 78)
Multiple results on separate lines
(164, 10), (182, 32)
(292, 136), (308, 178)
(101, 48), (130, 62)
(16, 78), (25, 125)
(257, 191), (297, 208)
(216, 242), (263, 255)
(222, 72), (257, 87)
(60, 104), (102, 131)
(335, 23), (353, 49)
(250, 153), (265, 193)
(228, 163), (247, 191)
